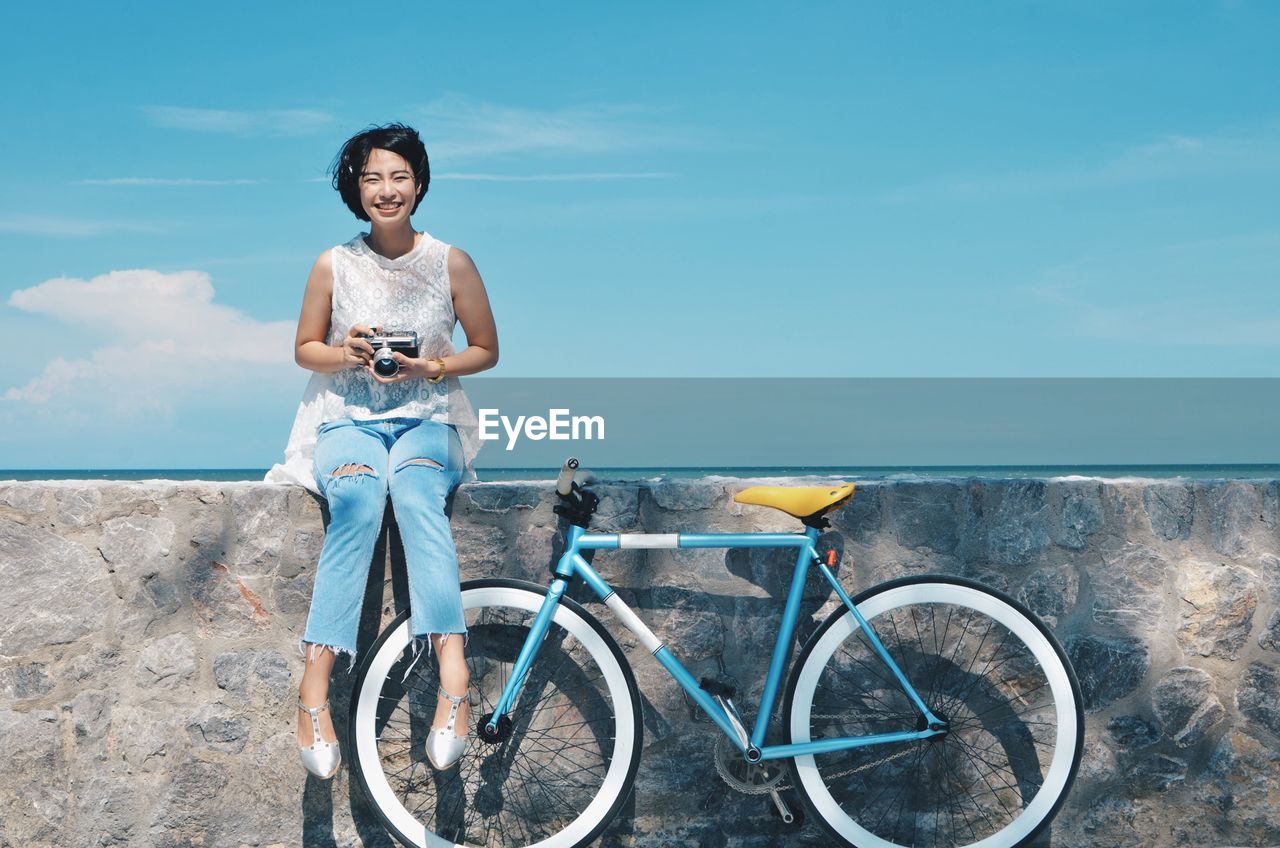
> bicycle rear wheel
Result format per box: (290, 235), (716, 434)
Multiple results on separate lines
(349, 578), (643, 848)
(784, 575), (1083, 848)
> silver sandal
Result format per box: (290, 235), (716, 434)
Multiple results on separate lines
(298, 699), (341, 779)
(425, 686), (473, 770)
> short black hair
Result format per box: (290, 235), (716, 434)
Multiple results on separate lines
(329, 123), (430, 221)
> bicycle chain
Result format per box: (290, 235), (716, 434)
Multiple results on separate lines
(713, 713), (923, 795)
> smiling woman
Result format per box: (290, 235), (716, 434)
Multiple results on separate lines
(264, 123), (499, 784)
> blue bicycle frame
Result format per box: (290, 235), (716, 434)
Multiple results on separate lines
(484, 525), (947, 761)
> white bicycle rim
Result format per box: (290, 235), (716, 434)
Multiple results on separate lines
(353, 584), (639, 848)
(790, 582), (1078, 848)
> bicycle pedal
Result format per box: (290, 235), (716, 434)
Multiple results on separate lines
(699, 676), (737, 699)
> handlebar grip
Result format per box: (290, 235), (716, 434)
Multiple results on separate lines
(556, 457), (580, 496)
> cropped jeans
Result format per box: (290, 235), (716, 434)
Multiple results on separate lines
(301, 417), (466, 671)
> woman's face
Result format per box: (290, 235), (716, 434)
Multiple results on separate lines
(359, 147), (422, 225)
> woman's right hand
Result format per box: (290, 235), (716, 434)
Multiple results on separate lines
(341, 325), (378, 369)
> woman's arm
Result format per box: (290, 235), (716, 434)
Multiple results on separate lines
(294, 250), (374, 373)
(443, 246), (499, 376)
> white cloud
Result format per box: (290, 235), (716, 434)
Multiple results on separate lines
(74, 177), (260, 186)
(436, 171), (674, 182)
(1032, 283), (1280, 346)
(1025, 231), (1280, 347)
(143, 106), (336, 137)
(1131, 134), (1203, 155)
(4, 269), (295, 412)
(0, 216), (158, 237)
(416, 94), (698, 159)
(881, 119), (1280, 204)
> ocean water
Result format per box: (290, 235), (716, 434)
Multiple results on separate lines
(3, 464), (1280, 483)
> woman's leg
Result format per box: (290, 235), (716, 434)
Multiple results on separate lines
(431, 631), (470, 732)
(387, 421), (469, 732)
(298, 420), (390, 750)
(297, 644), (338, 749)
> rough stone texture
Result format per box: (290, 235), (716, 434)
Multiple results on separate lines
(1053, 481), (1105, 550)
(0, 518), (111, 655)
(985, 480), (1052, 566)
(1203, 730), (1280, 845)
(1066, 634), (1150, 711)
(890, 482), (961, 553)
(0, 662), (53, 701)
(1143, 483), (1194, 540)
(459, 485), (541, 513)
(1124, 752), (1188, 792)
(1210, 481), (1265, 559)
(135, 633), (197, 688)
(1018, 565), (1079, 629)
(1260, 552), (1280, 598)
(1150, 666), (1225, 747)
(98, 513), (175, 576)
(212, 649), (291, 702)
(1175, 560), (1259, 659)
(1259, 608), (1280, 652)
(1107, 714), (1162, 749)
(2, 476), (1280, 847)
(185, 701), (250, 753)
(649, 480), (726, 512)
(1091, 544), (1170, 634)
(1236, 661), (1280, 738)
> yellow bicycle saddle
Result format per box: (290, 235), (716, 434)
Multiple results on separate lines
(733, 483), (855, 519)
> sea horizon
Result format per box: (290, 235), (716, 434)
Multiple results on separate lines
(4, 463), (1280, 483)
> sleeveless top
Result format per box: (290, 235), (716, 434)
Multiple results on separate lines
(264, 231), (480, 492)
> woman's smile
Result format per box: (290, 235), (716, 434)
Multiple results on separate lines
(359, 147), (421, 222)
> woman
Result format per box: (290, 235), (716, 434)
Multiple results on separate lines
(266, 123), (498, 779)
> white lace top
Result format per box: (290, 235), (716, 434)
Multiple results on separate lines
(265, 231), (480, 492)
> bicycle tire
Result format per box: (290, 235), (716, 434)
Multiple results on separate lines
(349, 578), (644, 848)
(783, 575), (1083, 848)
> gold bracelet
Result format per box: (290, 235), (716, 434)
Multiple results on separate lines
(428, 358), (447, 383)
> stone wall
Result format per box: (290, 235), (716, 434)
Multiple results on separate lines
(1, 477), (1279, 847)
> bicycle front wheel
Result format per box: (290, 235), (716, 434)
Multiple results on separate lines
(350, 578), (643, 848)
(784, 575), (1083, 848)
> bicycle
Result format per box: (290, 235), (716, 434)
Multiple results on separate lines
(348, 459), (1084, 848)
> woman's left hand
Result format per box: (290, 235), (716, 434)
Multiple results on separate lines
(367, 354), (442, 384)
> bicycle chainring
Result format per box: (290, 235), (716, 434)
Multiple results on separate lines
(713, 734), (789, 795)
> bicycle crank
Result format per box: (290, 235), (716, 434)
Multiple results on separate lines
(711, 696), (797, 825)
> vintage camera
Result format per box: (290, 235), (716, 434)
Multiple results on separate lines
(362, 330), (419, 377)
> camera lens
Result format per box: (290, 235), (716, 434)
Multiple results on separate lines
(373, 348), (399, 377)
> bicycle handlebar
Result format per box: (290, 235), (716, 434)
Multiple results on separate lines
(556, 457), (579, 496)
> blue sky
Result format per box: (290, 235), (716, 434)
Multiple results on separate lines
(1, 1), (1278, 468)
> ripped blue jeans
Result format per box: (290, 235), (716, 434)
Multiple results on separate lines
(301, 417), (466, 671)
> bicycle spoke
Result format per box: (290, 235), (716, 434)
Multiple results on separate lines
(351, 585), (642, 848)
(788, 580), (1082, 848)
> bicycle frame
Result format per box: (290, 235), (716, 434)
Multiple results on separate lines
(485, 524), (947, 762)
